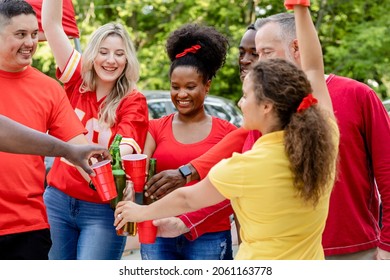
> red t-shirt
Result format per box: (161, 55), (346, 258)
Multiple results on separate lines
(149, 114), (237, 240)
(322, 74), (390, 255)
(47, 50), (149, 203)
(0, 66), (86, 236)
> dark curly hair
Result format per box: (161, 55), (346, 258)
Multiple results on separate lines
(249, 59), (338, 206)
(166, 23), (229, 83)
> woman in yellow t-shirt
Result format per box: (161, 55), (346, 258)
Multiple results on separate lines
(114, 3), (339, 260)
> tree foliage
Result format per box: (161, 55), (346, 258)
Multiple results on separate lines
(33, 0), (390, 102)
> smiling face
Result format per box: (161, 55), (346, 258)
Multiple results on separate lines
(170, 66), (211, 117)
(0, 14), (39, 72)
(93, 34), (127, 86)
(238, 71), (276, 133)
(238, 73), (263, 131)
(238, 28), (258, 81)
(255, 22), (296, 64)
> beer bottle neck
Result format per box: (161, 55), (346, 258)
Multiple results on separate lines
(111, 147), (124, 174)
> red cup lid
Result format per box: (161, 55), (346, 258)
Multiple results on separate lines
(122, 154), (147, 161)
(91, 159), (111, 169)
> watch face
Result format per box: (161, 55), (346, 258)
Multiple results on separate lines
(179, 165), (192, 177)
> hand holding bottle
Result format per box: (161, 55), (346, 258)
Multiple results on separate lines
(109, 134), (137, 236)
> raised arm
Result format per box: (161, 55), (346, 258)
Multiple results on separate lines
(293, 4), (334, 119)
(41, 0), (74, 72)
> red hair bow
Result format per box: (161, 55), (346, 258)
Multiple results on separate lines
(175, 44), (201, 58)
(297, 93), (318, 113)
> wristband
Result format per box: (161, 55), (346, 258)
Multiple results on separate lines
(179, 165), (192, 184)
(284, 0), (310, 10)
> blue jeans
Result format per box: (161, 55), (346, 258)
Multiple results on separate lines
(140, 230), (233, 260)
(43, 186), (126, 260)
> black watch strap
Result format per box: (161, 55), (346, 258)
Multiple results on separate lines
(179, 165), (192, 184)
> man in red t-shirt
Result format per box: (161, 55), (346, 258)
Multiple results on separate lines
(0, 1), (88, 260)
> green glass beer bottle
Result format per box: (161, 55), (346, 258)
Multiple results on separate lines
(109, 134), (137, 236)
(143, 158), (157, 205)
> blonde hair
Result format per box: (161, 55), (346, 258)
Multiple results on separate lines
(80, 22), (139, 127)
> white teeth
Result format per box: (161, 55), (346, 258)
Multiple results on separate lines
(103, 67), (116, 71)
(20, 50), (31, 54)
(178, 100), (190, 105)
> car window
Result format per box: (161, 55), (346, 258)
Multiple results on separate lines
(384, 103), (390, 112)
(148, 100), (174, 119)
(205, 104), (232, 122)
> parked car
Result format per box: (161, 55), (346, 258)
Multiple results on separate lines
(383, 99), (390, 116)
(143, 90), (243, 127)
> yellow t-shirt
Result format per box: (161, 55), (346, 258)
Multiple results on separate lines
(209, 121), (339, 260)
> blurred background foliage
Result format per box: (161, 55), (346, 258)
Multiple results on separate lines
(33, 0), (390, 103)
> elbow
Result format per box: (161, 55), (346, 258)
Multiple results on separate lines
(41, 17), (53, 32)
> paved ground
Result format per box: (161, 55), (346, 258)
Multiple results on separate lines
(121, 248), (141, 260)
(121, 240), (239, 260)
(121, 221), (239, 260)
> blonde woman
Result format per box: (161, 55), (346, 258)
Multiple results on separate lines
(42, 0), (148, 259)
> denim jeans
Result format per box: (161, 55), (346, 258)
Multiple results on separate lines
(43, 186), (126, 260)
(140, 230), (233, 260)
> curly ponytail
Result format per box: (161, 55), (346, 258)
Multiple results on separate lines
(249, 58), (338, 206)
(285, 108), (338, 206)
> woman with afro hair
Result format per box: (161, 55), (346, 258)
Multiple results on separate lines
(140, 23), (237, 260)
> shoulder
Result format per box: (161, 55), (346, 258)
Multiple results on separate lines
(123, 89), (147, 103)
(327, 74), (375, 94)
(327, 74), (382, 107)
(149, 114), (173, 133)
(30, 67), (59, 84)
(150, 114), (173, 125)
(118, 89), (148, 112)
(29, 67), (65, 95)
(131, 89), (147, 99)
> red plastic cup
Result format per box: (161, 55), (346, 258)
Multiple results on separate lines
(90, 160), (117, 201)
(137, 220), (157, 244)
(121, 154), (147, 192)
